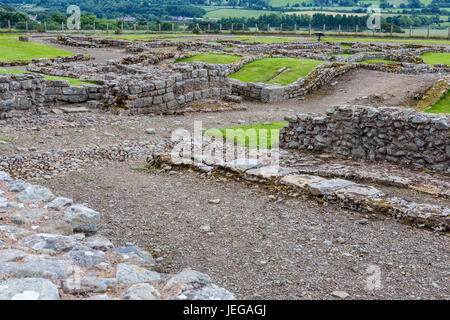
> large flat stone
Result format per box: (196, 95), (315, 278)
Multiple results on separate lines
(116, 263), (161, 284)
(307, 179), (356, 196)
(281, 174), (326, 189)
(8, 208), (47, 224)
(64, 245), (108, 268)
(0, 225), (35, 240)
(113, 245), (155, 268)
(0, 258), (73, 280)
(61, 277), (116, 294)
(60, 107), (90, 113)
(62, 204), (100, 233)
(223, 158), (262, 171)
(122, 283), (160, 300)
(335, 184), (385, 201)
(16, 185), (54, 203)
(0, 278), (60, 300)
(19, 233), (79, 253)
(171, 284), (235, 300)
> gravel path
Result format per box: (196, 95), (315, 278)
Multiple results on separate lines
(41, 161), (449, 300)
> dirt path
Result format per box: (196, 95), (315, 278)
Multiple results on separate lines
(40, 161), (449, 300)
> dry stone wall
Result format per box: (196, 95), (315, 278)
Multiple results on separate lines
(280, 105), (450, 172)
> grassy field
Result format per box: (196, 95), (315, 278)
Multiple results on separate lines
(0, 69), (91, 86)
(269, 0), (315, 6)
(285, 11), (367, 17)
(360, 59), (398, 63)
(234, 36), (298, 43)
(204, 8), (278, 19)
(204, 122), (288, 149)
(330, 53), (353, 58)
(424, 91), (450, 114)
(176, 53), (242, 64)
(0, 36), (73, 62)
(323, 37), (450, 45)
(229, 57), (323, 85)
(420, 52), (450, 66)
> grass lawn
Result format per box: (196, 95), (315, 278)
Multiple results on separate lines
(204, 122), (288, 149)
(176, 53), (242, 64)
(323, 37), (450, 45)
(235, 36), (298, 43)
(0, 36), (73, 62)
(229, 57), (323, 85)
(330, 53), (353, 58)
(360, 59), (398, 63)
(420, 52), (450, 66)
(424, 91), (450, 114)
(0, 69), (91, 86)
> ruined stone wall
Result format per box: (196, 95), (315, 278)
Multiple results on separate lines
(0, 73), (108, 118)
(108, 62), (232, 114)
(0, 73), (44, 118)
(280, 105), (450, 171)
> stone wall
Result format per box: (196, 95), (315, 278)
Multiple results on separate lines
(0, 73), (108, 118)
(0, 73), (44, 118)
(280, 105), (450, 172)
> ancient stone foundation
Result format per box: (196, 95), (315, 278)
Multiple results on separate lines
(280, 105), (450, 172)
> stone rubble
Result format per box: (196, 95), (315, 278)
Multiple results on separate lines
(0, 170), (235, 300)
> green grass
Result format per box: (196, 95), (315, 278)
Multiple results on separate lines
(204, 122), (288, 149)
(424, 91), (450, 114)
(0, 136), (12, 142)
(0, 37), (73, 62)
(0, 69), (91, 86)
(420, 52), (450, 66)
(360, 59), (398, 63)
(323, 37), (450, 45)
(229, 57), (323, 85)
(235, 36), (297, 43)
(204, 8), (278, 19)
(330, 53), (353, 58)
(176, 53), (242, 64)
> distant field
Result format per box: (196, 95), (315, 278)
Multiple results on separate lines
(424, 91), (450, 114)
(420, 52), (450, 66)
(0, 36), (73, 62)
(229, 57), (323, 85)
(269, 0), (315, 6)
(176, 53), (242, 64)
(285, 11), (367, 17)
(323, 37), (450, 45)
(0, 69), (90, 86)
(204, 8), (278, 19)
